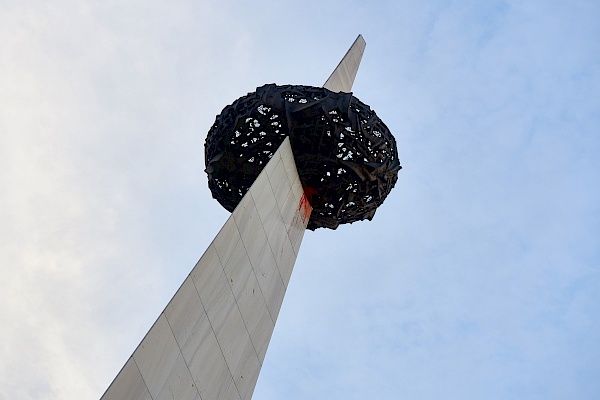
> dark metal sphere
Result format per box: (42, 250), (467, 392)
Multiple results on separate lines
(205, 84), (401, 230)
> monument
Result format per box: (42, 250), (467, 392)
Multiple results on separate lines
(101, 35), (400, 400)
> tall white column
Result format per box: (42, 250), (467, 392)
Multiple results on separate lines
(101, 34), (366, 400)
(101, 138), (311, 400)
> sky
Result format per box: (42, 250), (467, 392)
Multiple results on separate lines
(1, 0), (599, 399)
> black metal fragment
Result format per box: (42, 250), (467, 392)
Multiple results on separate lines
(205, 84), (401, 230)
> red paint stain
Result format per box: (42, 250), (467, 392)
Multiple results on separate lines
(303, 186), (317, 205)
(298, 192), (313, 224)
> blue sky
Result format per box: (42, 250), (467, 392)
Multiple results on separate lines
(1, 1), (599, 399)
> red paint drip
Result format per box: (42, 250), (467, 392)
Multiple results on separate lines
(297, 193), (312, 224)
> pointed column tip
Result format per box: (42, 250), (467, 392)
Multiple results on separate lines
(323, 34), (367, 93)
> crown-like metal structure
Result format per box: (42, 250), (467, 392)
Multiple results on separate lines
(205, 84), (401, 230)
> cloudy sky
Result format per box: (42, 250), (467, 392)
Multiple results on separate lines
(1, 0), (599, 399)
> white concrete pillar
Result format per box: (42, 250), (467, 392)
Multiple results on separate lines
(101, 34), (367, 400)
(101, 138), (312, 400)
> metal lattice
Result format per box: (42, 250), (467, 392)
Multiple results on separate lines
(205, 84), (401, 230)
